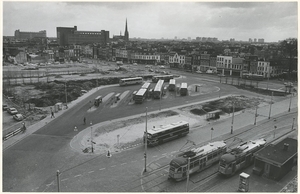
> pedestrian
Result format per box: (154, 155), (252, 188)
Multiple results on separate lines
(83, 117), (86, 125)
(22, 123), (26, 133)
(51, 111), (55, 118)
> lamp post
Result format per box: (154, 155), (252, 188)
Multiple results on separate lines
(254, 106), (258, 125)
(292, 118), (295, 130)
(56, 170), (60, 192)
(90, 121), (94, 153)
(274, 126), (277, 138)
(288, 93), (293, 112)
(231, 97), (235, 134)
(65, 80), (68, 109)
(144, 107), (148, 173)
(268, 92), (273, 119)
(186, 157), (190, 192)
(210, 127), (214, 141)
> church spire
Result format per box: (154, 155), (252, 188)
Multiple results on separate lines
(124, 18), (129, 41)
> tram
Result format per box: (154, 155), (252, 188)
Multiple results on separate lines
(169, 141), (227, 181)
(218, 138), (266, 176)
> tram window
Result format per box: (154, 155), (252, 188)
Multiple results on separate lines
(177, 168), (182, 172)
(208, 154), (212, 160)
(183, 167), (186, 172)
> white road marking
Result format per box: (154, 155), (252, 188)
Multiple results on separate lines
(121, 163), (127, 165)
(74, 174), (82, 178)
(61, 178), (68, 182)
(99, 168), (105, 171)
(88, 171), (94, 173)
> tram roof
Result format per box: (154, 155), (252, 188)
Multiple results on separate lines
(147, 121), (189, 135)
(220, 138), (266, 163)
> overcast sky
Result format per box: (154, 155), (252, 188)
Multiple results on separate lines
(3, 1), (298, 42)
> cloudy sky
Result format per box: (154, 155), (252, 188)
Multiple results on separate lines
(3, 1), (298, 42)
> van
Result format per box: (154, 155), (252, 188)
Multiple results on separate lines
(115, 93), (121, 100)
(94, 96), (102, 107)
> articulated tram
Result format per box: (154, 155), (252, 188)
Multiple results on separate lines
(169, 141), (227, 181)
(218, 138), (266, 176)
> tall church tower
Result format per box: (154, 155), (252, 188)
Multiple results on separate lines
(124, 18), (129, 41)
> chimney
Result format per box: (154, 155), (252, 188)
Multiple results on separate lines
(283, 143), (289, 151)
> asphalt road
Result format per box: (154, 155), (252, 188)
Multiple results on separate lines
(2, 71), (293, 192)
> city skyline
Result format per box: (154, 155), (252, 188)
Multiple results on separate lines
(3, 1), (298, 42)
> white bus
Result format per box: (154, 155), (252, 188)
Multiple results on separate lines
(119, 77), (143, 86)
(169, 79), (176, 91)
(180, 83), (188, 96)
(141, 82), (151, 90)
(134, 88), (147, 104)
(152, 75), (174, 83)
(146, 121), (189, 146)
(153, 79), (164, 99)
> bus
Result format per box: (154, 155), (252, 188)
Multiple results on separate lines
(242, 73), (264, 81)
(153, 79), (164, 99)
(169, 79), (176, 91)
(146, 121), (189, 146)
(218, 138), (266, 176)
(180, 83), (188, 96)
(94, 96), (102, 107)
(169, 141), (227, 181)
(141, 82), (151, 90)
(134, 88), (147, 104)
(199, 65), (217, 74)
(152, 75), (174, 83)
(119, 77), (143, 86)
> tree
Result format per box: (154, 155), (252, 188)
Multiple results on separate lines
(280, 38), (297, 78)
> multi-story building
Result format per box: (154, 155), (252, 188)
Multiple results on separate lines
(14, 29), (46, 40)
(57, 26), (109, 46)
(216, 56), (232, 69)
(113, 19), (129, 42)
(169, 52), (186, 68)
(130, 51), (160, 64)
(258, 39), (264, 43)
(209, 55), (217, 67)
(200, 53), (210, 66)
(257, 61), (271, 78)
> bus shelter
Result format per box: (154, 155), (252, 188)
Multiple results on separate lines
(206, 109), (222, 121)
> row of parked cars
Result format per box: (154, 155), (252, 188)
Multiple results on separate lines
(3, 105), (24, 121)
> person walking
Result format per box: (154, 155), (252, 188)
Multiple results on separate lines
(83, 117), (86, 125)
(51, 111), (55, 118)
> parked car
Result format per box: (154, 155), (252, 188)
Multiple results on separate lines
(149, 69), (154, 72)
(133, 63), (138, 66)
(159, 65), (165, 69)
(196, 70), (202, 74)
(3, 104), (8, 111)
(13, 113), (24, 121)
(145, 65), (150, 68)
(7, 108), (18, 115)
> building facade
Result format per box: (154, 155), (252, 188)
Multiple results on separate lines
(14, 29), (46, 40)
(57, 26), (109, 46)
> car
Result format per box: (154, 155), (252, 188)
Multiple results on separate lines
(7, 107), (18, 115)
(160, 65), (165, 69)
(145, 65), (150, 68)
(149, 69), (154, 72)
(133, 63), (138, 66)
(3, 104), (8, 111)
(13, 113), (24, 121)
(196, 70), (202, 74)
(155, 69), (160, 73)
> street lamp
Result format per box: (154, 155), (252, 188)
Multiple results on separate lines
(254, 106), (258, 125)
(210, 127), (214, 141)
(186, 157), (191, 192)
(56, 170), (60, 192)
(65, 80), (68, 109)
(90, 121), (94, 153)
(274, 126), (277, 138)
(288, 93), (293, 112)
(268, 92), (273, 119)
(292, 118), (295, 130)
(144, 107), (148, 173)
(231, 97), (235, 134)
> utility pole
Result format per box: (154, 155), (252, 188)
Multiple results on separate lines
(186, 157), (190, 192)
(231, 97), (235, 134)
(90, 121), (93, 153)
(254, 106), (258, 125)
(292, 118), (295, 130)
(268, 92), (273, 119)
(288, 93), (293, 112)
(65, 80), (67, 108)
(144, 107), (148, 173)
(56, 170), (60, 192)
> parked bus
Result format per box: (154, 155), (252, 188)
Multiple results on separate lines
(199, 65), (217, 74)
(152, 75), (174, 83)
(153, 79), (164, 99)
(180, 83), (188, 96)
(141, 82), (151, 90)
(169, 141), (227, 181)
(94, 96), (102, 107)
(119, 77), (143, 86)
(218, 138), (266, 176)
(134, 88), (147, 104)
(169, 79), (176, 91)
(146, 121), (189, 146)
(242, 73), (264, 81)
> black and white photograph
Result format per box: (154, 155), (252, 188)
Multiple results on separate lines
(2, 1), (298, 192)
